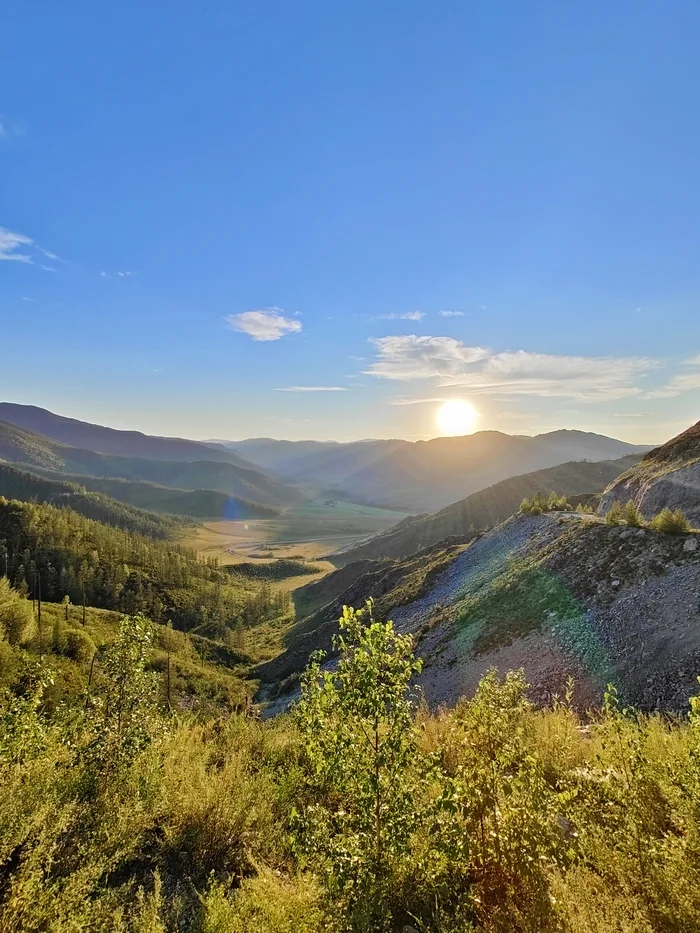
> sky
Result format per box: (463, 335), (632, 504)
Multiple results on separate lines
(2, 0), (700, 444)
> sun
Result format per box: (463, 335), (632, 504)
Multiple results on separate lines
(436, 399), (479, 436)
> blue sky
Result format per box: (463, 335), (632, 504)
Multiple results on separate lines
(1, 0), (699, 444)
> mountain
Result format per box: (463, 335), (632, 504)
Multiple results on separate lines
(225, 437), (409, 487)
(0, 462), (183, 538)
(334, 455), (641, 565)
(0, 420), (304, 510)
(259, 510), (700, 714)
(0, 403), (257, 468)
(598, 420), (700, 521)
(330, 430), (649, 511)
(8, 465), (281, 520)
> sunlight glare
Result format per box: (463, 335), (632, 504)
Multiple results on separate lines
(436, 399), (479, 436)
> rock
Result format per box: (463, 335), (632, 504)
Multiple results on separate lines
(619, 530), (634, 540)
(612, 580), (621, 588)
(683, 538), (698, 553)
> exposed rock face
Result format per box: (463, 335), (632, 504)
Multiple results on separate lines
(598, 421), (700, 521)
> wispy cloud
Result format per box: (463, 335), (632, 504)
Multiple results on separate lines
(378, 311), (424, 321)
(101, 270), (138, 279)
(389, 396), (451, 406)
(0, 225), (60, 267)
(365, 335), (658, 401)
(276, 386), (347, 392)
(646, 354), (700, 398)
(0, 117), (25, 140)
(225, 308), (302, 342)
(439, 310), (464, 317)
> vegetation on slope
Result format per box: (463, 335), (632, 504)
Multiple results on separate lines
(27, 467), (282, 519)
(0, 496), (289, 635)
(336, 455), (639, 565)
(2, 597), (700, 931)
(0, 462), (185, 538)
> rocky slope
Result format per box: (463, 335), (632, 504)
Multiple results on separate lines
(598, 420), (700, 521)
(260, 512), (700, 713)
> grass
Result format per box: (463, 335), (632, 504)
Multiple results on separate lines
(182, 499), (408, 576)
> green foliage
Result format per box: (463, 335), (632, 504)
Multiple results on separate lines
(294, 601), (423, 930)
(624, 499), (644, 527)
(0, 462), (183, 538)
(0, 495), (288, 633)
(650, 506), (692, 534)
(84, 614), (164, 778)
(64, 626), (96, 661)
(521, 491), (570, 516)
(0, 576), (34, 645)
(605, 501), (625, 525)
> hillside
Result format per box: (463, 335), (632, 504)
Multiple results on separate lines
(0, 402), (256, 467)
(0, 463), (183, 538)
(335, 454), (640, 565)
(23, 467), (281, 520)
(599, 419), (700, 521)
(259, 511), (700, 713)
(226, 437), (409, 488)
(321, 430), (648, 511)
(0, 420), (304, 510)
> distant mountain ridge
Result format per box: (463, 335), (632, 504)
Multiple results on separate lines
(0, 403), (257, 469)
(227, 430), (649, 511)
(0, 419), (304, 511)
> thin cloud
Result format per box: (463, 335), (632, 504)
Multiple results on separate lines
(276, 386), (347, 392)
(389, 396), (451, 406)
(0, 225), (60, 267)
(646, 354), (700, 398)
(365, 335), (658, 402)
(439, 310), (465, 317)
(225, 308), (302, 342)
(101, 270), (138, 279)
(0, 117), (25, 140)
(379, 311), (424, 321)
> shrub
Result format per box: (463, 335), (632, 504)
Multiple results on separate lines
(64, 628), (96, 662)
(605, 502), (625, 525)
(0, 577), (34, 645)
(650, 507), (691, 534)
(624, 500), (644, 527)
(294, 602), (423, 930)
(520, 498), (532, 513)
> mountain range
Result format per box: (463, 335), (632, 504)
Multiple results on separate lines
(226, 431), (649, 511)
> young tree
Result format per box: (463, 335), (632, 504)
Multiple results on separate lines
(294, 602), (423, 930)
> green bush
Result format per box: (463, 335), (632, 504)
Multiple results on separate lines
(520, 498), (532, 513)
(650, 507), (691, 534)
(624, 500), (644, 527)
(605, 501), (625, 525)
(64, 627), (96, 662)
(0, 577), (34, 645)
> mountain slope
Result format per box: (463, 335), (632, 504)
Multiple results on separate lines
(599, 420), (700, 521)
(0, 462), (183, 538)
(0, 420), (304, 509)
(335, 454), (641, 565)
(0, 402), (257, 468)
(332, 430), (649, 511)
(6, 464), (281, 520)
(259, 512), (700, 713)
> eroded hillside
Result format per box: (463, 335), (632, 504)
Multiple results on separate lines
(260, 511), (700, 713)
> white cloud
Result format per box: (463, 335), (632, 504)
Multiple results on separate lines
(645, 354), (700, 398)
(389, 396), (451, 406)
(0, 225), (60, 267)
(276, 386), (347, 392)
(0, 226), (34, 263)
(365, 335), (657, 401)
(224, 308), (302, 342)
(439, 310), (465, 317)
(101, 270), (137, 279)
(379, 311), (424, 321)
